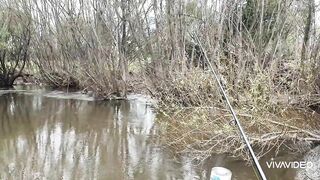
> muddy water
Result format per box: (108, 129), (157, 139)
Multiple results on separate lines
(0, 87), (303, 179)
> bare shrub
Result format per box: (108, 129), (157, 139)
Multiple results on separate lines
(0, 3), (31, 87)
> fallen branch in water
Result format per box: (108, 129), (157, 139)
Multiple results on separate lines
(265, 119), (320, 139)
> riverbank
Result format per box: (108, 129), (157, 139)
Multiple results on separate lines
(145, 68), (319, 161)
(157, 107), (320, 160)
(12, 65), (320, 162)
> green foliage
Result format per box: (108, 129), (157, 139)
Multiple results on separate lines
(0, 18), (9, 50)
(242, 0), (284, 45)
(185, 1), (202, 25)
(249, 72), (271, 108)
(0, 37), (8, 50)
(185, 1), (198, 17)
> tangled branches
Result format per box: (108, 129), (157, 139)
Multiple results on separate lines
(158, 106), (320, 162)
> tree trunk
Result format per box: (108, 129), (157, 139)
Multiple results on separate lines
(301, 0), (315, 76)
(0, 75), (15, 88)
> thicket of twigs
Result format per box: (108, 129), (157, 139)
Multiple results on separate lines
(1, 0), (320, 160)
(153, 66), (320, 160)
(158, 105), (320, 160)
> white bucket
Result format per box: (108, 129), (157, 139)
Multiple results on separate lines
(210, 167), (232, 180)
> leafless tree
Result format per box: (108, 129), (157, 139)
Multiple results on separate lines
(0, 1), (32, 87)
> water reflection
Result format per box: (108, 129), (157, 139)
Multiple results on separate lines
(0, 92), (202, 180)
(0, 89), (304, 180)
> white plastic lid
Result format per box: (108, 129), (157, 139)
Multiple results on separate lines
(210, 167), (232, 180)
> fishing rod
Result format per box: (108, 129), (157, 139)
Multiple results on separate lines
(191, 33), (267, 180)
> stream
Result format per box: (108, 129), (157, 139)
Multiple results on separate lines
(0, 86), (306, 179)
